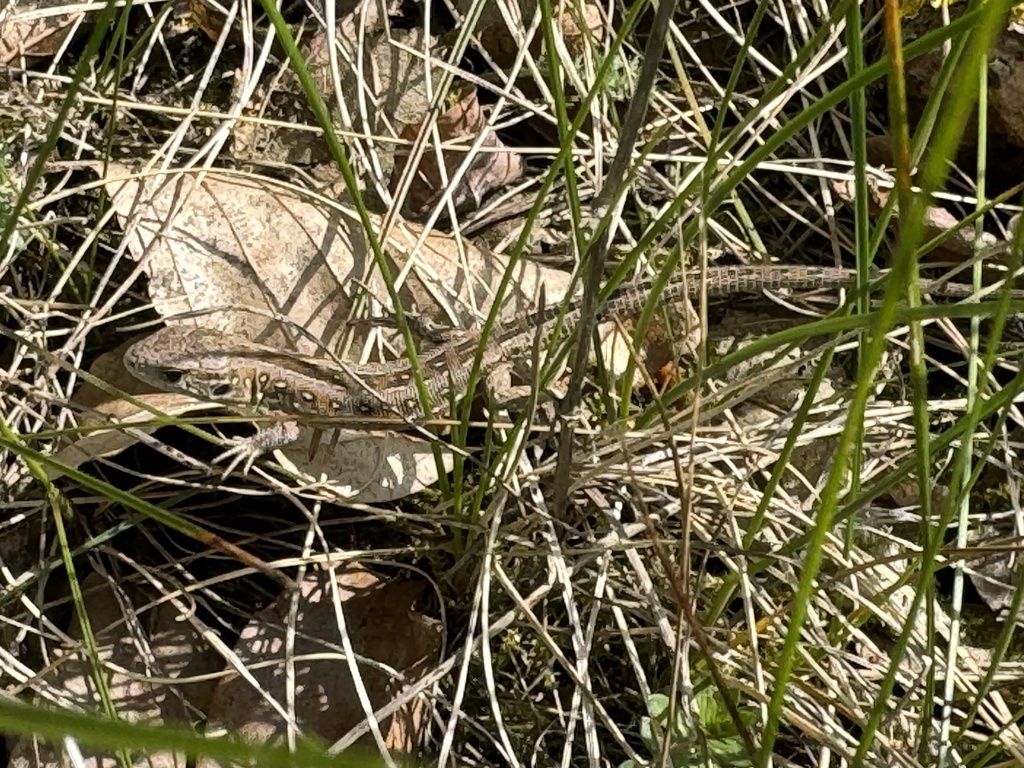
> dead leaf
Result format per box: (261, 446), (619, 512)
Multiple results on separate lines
(462, 0), (604, 67)
(0, 0), (83, 63)
(275, 430), (454, 501)
(98, 166), (571, 497)
(598, 299), (701, 391)
(74, 338), (154, 411)
(390, 84), (523, 219)
(198, 565), (441, 763)
(104, 165), (570, 349)
(557, 1), (604, 57)
(9, 574), (223, 768)
(187, 0), (230, 43)
(234, 19), (434, 171)
(51, 391), (214, 480)
(830, 172), (999, 262)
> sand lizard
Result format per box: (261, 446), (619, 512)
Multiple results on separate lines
(122, 264), (1021, 472)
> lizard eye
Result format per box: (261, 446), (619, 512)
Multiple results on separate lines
(162, 370), (184, 385)
(212, 384), (232, 397)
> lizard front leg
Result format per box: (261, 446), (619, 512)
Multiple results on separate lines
(212, 419), (302, 477)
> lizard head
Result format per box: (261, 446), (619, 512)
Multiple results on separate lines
(124, 326), (257, 407)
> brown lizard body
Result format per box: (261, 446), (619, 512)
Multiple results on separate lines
(121, 264), (1019, 470)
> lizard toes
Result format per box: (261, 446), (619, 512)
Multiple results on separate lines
(211, 422), (302, 477)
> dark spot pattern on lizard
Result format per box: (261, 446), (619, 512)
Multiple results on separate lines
(119, 265), (1024, 467)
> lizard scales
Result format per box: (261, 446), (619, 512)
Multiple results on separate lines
(122, 265), (999, 424)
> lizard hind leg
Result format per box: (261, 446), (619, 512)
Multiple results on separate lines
(484, 362), (524, 408)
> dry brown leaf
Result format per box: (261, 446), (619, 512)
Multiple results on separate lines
(274, 430), (454, 500)
(830, 171), (999, 262)
(463, 0), (604, 67)
(558, 1), (604, 57)
(961, 532), (1018, 617)
(51, 392), (213, 480)
(105, 165), (570, 348)
(101, 166), (573, 496)
(101, 166), (567, 497)
(74, 339), (155, 410)
(234, 18), (431, 169)
(597, 299), (701, 391)
(198, 564), (441, 763)
(0, 0), (83, 63)
(908, 16), (1024, 149)
(58, 394), (452, 502)
(187, 0), (230, 43)
(9, 574), (222, 768)
(391, 84), (524, 219)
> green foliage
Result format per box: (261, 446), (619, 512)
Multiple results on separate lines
(619, 689), (757, 768)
